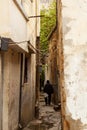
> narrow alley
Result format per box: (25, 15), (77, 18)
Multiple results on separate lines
(23, 92), (61, 130)
(1, 0), (87, 130)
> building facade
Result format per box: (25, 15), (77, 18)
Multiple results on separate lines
(0, 0), (40, 130)
(57, 0), (87, 130)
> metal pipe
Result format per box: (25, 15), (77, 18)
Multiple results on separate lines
(28, 15), (44, 18)
(18, 53), (23, 128)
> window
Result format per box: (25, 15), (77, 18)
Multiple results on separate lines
(21, 54), (29, 84)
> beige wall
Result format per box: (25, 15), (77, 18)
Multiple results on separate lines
(59, 0), (87, 129)
(9, 51), (20, 130)
(0, 0), (40, 51)
(36, 0), (40, 37)
(2, 50), (20, 130)
(0, 0), (40, 130)
(0, 0), (9, 37)
(21, 83), (32, 126)
(0, 0), (28, 51)
(21, 54), (36, 126)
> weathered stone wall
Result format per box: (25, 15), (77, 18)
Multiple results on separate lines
(49, 30), (57, 83)
(48, 29), (59, 104)
(2, 50), (20, 130)
(9, 50), (20, 130)
(21, 54), (36, 126)
(21, 83), (33, 126)
(58, 0), (87, 130)
(31, 54), (36, 116)
(57, 0), (65, 129)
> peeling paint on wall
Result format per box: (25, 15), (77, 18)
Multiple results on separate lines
(61, 0), (87, 129)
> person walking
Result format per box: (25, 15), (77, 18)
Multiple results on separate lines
(44, 80), (54, 105)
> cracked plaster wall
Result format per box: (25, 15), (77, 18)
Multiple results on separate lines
(61, 0), (87, 130)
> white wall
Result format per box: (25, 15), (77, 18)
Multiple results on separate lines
(0, 0), (40, 129)
(0, 0), (10, 37)
(2, 50), (20, 130)
(9, 0), (28, 51)
(36, 0), (40, 37)
(62, 0), (87, 129)
(0, 0), (40, 52)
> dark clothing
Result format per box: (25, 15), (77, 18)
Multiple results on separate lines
(44, 82), (54, 105)
(44, 83), (54, 95)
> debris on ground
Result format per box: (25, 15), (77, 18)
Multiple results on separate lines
(23, 92), (61, 130)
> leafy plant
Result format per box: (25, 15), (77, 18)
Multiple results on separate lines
(40, 1), (56, 54)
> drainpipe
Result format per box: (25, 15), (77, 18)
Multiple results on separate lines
(35, 37), (40, 119)
(35, 0), (40, 119)
(18, 53), (23, 129)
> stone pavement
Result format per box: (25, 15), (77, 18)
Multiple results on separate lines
(23, 92), (61, 130)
